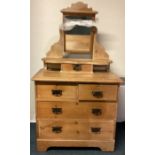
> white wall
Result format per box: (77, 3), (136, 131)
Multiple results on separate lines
(30, 0), (125, 122)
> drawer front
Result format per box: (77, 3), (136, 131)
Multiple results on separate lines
(79, 84), (118, 101)
(38, 120), (115, 140)
(36, 83), (77, 101)
(37, 101), (117, 120)
(61, 64), (92, 72)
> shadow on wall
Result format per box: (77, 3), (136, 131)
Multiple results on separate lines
(97, 32), (118, 50)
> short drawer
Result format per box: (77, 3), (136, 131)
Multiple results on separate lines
(79, 84), (118, 101)
(37, 101), (117, 120)
(36, 83), (77, 101)
(61, 64), (92, 72)
(37, 120), (115, 140)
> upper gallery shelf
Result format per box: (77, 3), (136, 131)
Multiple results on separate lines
(43, 2), (112, 73)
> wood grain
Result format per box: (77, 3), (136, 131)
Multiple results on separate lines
(37, 101), (117, 120)
(36, 83), (77, 101)
(37, 119), (115, 140)
(79, 84), (118, 101)
(43, 58), (112, 65)
(61, 2), (98, 15)
(37, 139), (114, 151)
(65, 35), (92, 53)
(61, 64), (93, 72)
(32, 69), (123, 84)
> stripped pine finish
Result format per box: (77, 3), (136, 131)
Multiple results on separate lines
(32, 1), (122, 152)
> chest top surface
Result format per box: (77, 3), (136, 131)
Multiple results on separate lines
(32, 69), (122, 84)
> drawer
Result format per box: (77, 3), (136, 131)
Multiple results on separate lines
(38, 120), (115, 140)
(79, 84), (118, 101)
(36, 83), (77, 101)
(37, 101), (117, 120)
(61, 64), (92, 72)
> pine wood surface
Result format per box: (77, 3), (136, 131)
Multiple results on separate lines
(79, 84), (118, 101)
(37, 119), (115, 140)
(34, 80), (119, 151)
(61, 2), (98, 15)
(65, 35), (92, 53)
(61, 64), (93, 72)
(32, 69), (123, 84)
(37, 139), (115, 151)
(43, 58), (112, 65)
(37, 101), (117, 120)
(36, 83), (77, 101)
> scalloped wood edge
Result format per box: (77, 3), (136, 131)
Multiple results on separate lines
(61, 1), (98, 14)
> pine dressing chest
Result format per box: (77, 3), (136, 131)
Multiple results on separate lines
(32, 2), (122, 152)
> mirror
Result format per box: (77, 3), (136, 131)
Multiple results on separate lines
(63, 16), (96, 54)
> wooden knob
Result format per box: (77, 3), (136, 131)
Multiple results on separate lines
(73, 64), (82, 71)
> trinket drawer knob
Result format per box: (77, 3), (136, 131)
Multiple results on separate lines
(91, 127), (101, 133)
(73, 64), (82, 71)
(51, 89), (62, 97)
(52, 126), (62, 133)
(92, 90), (103, 98)
(52, 108), (62, 114)
(92, 108), (102, 116)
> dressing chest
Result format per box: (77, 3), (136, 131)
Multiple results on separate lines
(32, 2), (122, 152)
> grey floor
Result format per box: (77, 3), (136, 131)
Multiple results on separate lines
(30, 122), (125, 155)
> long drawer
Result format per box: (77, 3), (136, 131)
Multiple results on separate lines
(37, 120), (115, 140)
(79, 84), (118, 101)
(37, 101), (117, 120)
(36, 83), (77, 101)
